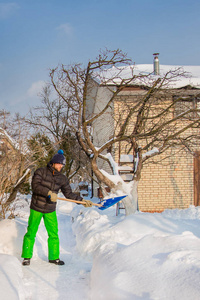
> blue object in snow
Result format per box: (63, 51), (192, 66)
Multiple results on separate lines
(98, 195), (127, 210)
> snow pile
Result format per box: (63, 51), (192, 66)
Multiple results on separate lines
(1, 198), (200, 299)
(0, 216), (28, 299)
(0, 254), (26, 300)
(72, 205), (200, 300)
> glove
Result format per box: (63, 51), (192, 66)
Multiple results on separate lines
(47, 191), (58, 202)
(82, 199), (93, 208)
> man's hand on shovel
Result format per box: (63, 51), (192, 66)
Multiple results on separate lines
(81, 199), (93, 207)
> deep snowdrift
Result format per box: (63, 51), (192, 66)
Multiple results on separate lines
(1, 197), (200, 299)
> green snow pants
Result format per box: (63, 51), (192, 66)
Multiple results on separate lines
(21, 209), (59, 260)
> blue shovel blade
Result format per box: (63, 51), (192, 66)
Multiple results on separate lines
(98, 195), (127, 210)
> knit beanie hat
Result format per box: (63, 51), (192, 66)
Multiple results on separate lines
(50, 150), (66, 165)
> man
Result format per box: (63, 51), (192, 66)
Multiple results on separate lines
(21, 150), (93, 266)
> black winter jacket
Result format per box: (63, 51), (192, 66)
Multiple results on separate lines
(30, 163), (83, 213)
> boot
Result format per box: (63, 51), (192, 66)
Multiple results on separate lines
(49, 259), (65, 265)
(22, 258), (31, 266)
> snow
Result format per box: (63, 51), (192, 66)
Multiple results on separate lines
(99, 64), (200, 88)
(142, 147), (159, 159)
(1, 196), (200, 299)
(14, 168), (30, 188)
(118, 165), (133, 171)
(120, 154), (133, 163)
(0, 127), (29, 155)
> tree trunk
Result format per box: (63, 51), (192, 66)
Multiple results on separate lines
(5, 171), (31, 209)
(122, 181), (138, 215)
(111, 179), (138, 215)
(91, 157), (115, 189)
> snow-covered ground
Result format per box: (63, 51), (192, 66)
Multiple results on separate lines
(1, 196), (200, 300)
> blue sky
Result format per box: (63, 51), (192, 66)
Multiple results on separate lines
(0, 0), (200, 114)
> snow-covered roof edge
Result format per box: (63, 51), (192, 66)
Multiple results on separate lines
(96, 64), (200, 89)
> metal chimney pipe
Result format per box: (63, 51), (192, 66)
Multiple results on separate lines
(153, 53), (160, 75)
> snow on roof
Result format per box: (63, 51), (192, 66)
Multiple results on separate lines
(98, 64), (200, 89)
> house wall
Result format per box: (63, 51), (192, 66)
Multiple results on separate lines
(86, 82), (116, 147)
(86, 82), (116, 197)
(113, 88), (199, 212)
(138, 148), (194, 212)
(85, 78), (99, 119)
(87, 80), (200, 210)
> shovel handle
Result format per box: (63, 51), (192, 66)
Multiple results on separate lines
(57, 197), (102, 207)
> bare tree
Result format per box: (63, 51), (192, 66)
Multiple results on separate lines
(49, 49), (200, 215)
(0, 122), (31, 219)
(26, 86), (89, 179)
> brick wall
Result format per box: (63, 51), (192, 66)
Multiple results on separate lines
(138, 149), (194, 212)
(88, 83), (200, 211)
(113, 89), (198, 212)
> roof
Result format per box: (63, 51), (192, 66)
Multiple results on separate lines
(98, 64), (200, 89)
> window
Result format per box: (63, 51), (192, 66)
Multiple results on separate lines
(173, 95), (200, 119)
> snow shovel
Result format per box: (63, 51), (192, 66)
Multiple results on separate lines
(97, 195), (127, 210)
(57, 195), (127, 210)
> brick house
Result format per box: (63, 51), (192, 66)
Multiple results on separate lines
(86, 59), (200, 212)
